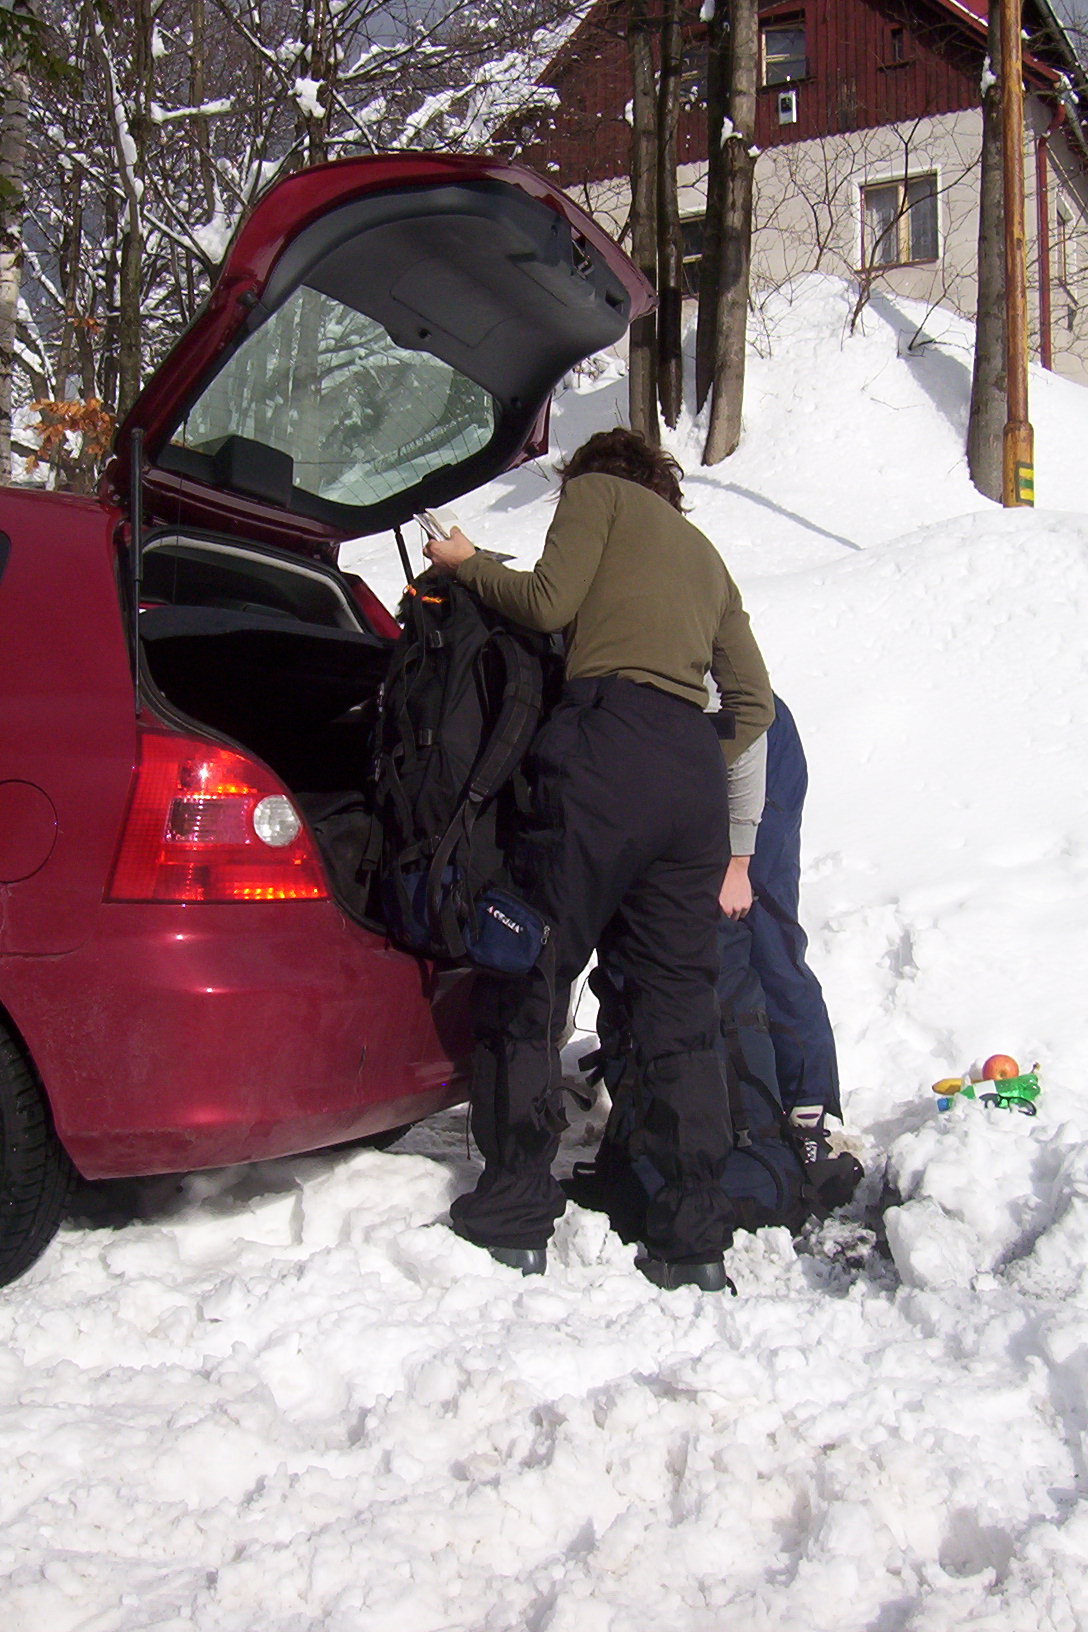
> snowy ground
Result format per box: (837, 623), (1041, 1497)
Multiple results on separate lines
(5, 278), (1088, 1630)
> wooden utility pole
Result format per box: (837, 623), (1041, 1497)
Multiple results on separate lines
(1000, 0), (1034, 506)
(967, 0), (1006, 502)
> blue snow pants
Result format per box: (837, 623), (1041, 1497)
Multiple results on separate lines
(717, 696), (841, 1119)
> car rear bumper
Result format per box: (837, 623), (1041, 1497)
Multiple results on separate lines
(1, 900), (472, 1178)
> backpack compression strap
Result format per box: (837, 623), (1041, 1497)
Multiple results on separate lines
(373, 581), (441, 845)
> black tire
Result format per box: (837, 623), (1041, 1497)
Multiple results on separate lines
(333, 1122), (414, 1154)
(0, 1019), (75, 1287)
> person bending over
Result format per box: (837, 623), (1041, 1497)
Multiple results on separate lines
(718, 696), (843, 1153)
(580, 694), (860, 1242)
(423, 428), (774, 1291)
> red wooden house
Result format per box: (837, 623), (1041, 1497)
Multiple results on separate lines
(497, 1), (1088, 381)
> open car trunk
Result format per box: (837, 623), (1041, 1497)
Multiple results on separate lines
(120, 159), (653, 927)
(139, 532), (394, 921)
(111, 157), (652, 552)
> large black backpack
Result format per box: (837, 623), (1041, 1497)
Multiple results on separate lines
(371, 570), (557, 967)
(568, 963), (815, 1237)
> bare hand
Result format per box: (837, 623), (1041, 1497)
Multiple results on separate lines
(719, 856), (754, 920)
(423, 525), (475, 573)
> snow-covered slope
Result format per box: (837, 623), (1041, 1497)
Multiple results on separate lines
(5, 279), (1088, 1631)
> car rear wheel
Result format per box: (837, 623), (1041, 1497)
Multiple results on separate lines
(333, 1122), (413, 1154)
(0, 1019), (75, 1287)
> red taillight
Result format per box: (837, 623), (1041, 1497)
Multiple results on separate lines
(108, 731), (329, 903)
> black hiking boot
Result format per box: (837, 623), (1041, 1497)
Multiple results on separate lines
(450, 1217), (547, 1276)
(635, 1252), (737, 1294)
(487, 1245), (547, 1276)
(807, 1153), (865, 1211)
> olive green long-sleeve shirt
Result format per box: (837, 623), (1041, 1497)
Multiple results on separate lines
(456, 472), (774, 764)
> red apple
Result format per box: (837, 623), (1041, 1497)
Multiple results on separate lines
(982, 1054), (1020, 1081)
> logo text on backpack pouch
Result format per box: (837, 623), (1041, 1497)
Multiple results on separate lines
(486, 903), (523, 936)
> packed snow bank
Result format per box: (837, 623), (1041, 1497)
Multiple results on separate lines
(5, 277), (1088, 1631)
(752, 508), (1088, 1120)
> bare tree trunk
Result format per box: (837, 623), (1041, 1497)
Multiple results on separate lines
(0, 22), (30, 483)
(695, 5), (730, 411)
(967, 4), (1006, 502)
(48, 179), (83, 488)
(18, 0), (591, 489)
(98, 0), (154, 421)
(190, 0), (216, 218)
(656, 0), (682, 428)
(703, 0), (758, 465)
(117, 223), (143, 422)
(298, 0), (331, 167)
(626, 0), (659, 444)
(99, 185), (121, 421)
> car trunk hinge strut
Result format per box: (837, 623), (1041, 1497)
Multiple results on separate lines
(394, 524), (414, 590)
(130, 426), (144, 715)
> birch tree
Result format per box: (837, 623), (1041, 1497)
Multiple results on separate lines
(97, 1), (154, 420)
(0, 13), (30, 480)
(0, 0), (62, 479)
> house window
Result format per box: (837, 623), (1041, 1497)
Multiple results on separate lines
(1056, 203), (1078, 331)
(680, 215), (704, 296)
(861, 174), (939, 266)
(1055, 203), (1071, 289)
(680, 39), (707, 104)
(762, 20), (806, 86)
(890, 27), (904, 62)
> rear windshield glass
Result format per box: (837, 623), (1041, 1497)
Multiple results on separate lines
(170, 285), (496, 507)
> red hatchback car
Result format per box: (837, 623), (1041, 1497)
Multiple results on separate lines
(0, 153), (649, 1284)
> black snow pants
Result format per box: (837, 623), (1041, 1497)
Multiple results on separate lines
(449, 675), (735, 1260)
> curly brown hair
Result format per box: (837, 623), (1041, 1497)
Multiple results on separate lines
(556, 427), (685, 512)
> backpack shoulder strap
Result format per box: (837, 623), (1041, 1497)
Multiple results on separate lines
(423, 628), (544, 949)
(465, 630), (544, 802)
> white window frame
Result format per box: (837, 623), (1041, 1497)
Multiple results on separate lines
(858, 169), (941, 269)
(680, 39), (707, 104)
(680, 214), (704, 297)
(761, 19), (807, 88)
(1055, 199), (1073, 290)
